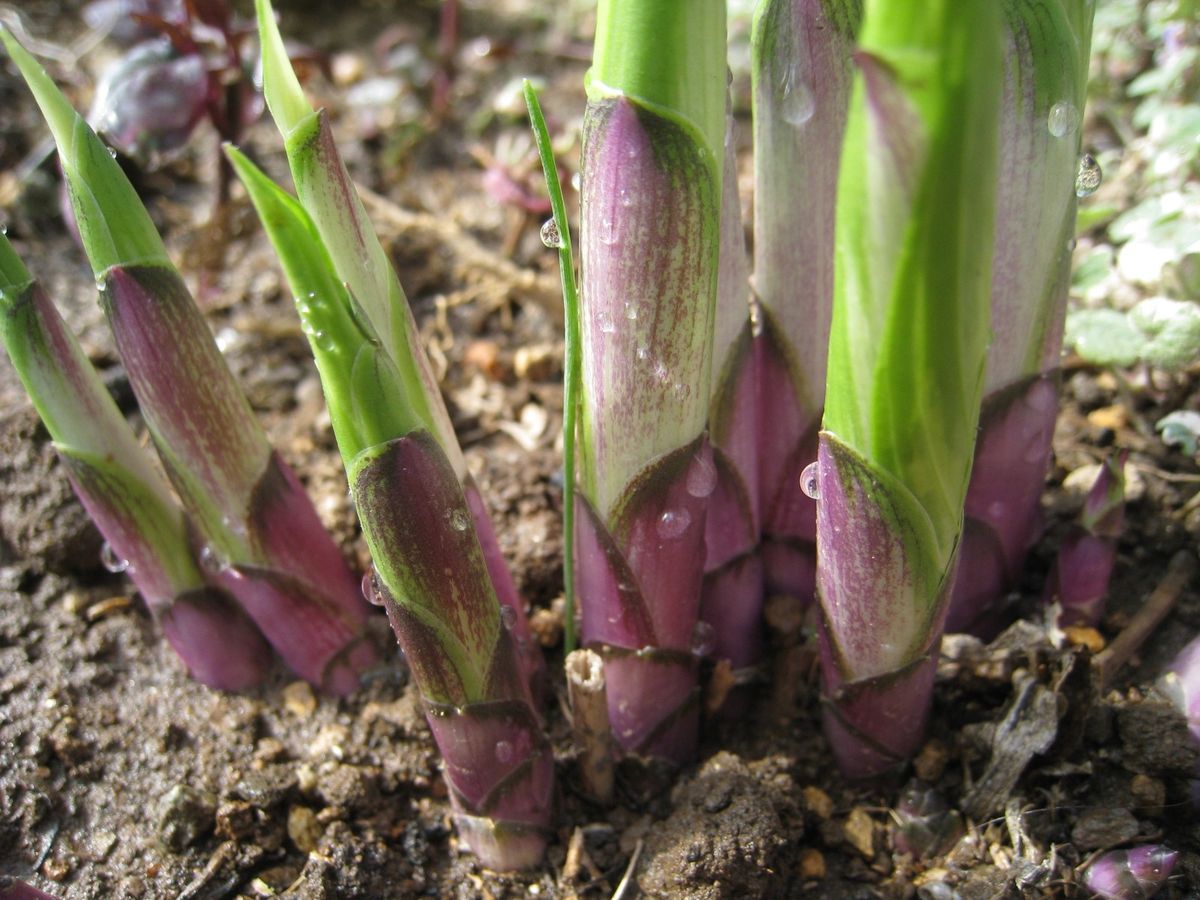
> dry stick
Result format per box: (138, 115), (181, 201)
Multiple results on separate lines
(610, 839), (644, 900)
(566, 649), (615, 804)
(1095, 550), (1198, 692)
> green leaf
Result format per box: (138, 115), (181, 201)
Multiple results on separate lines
(1129, 297), (1200, 369)
(0, 27), (169, 275)
(1065, 308), (1144, 366)
(824, 0), (1003, 560)
(1157, 410), (1200, 455)
(523, 81), (581, 655)
(225, 145), (420, 459)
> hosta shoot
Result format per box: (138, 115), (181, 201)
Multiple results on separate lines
(946, 0), (1096, 635)
(574, 0), (726, 761)
(744, 0), (859, 630)
(0, 26), (377, 694)
(815, 0), (1003, 776)
(239, 0), (554, 867)
(0, 232), (270, 690)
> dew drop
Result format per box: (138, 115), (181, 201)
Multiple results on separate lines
(1074, 153), (1102, 198)
(618, 187), (634, 208)
(361, 571), (385, 606)
(686, 453), (718, 498)
(597, 312), (616, 334)
(617, 699), (631, 717)
(499, 604), (517, 630)
(656, 508), (692, 540)
(495, 739), (514, 764)
(539, 218), (562, 248)
(447, 508), (470, 531)
(570, 171), (582, 192)
(623, 302), (638, 321)
(106, 146), (118, 158)
(636, 345), (649, 361)
(652, 359), (669, 382)
(599, 215), (619, 246)
(199, 544), (224, 574)
(100, 542), (129, 574)
(312, 330), (334, 351)
(691, 620), (716, 657)
(800, 461), (821, 500)
(1047, 101), (1079, 138)
(781, 72), (815, 126)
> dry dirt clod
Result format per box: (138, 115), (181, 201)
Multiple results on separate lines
(157, 784), (216, 852)
(1070, 806), (1139, 849)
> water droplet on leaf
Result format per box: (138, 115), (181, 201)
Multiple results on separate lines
(499, 604), (517, 630)
(691, 620), (715, 656)
(199, 544), (224, 574)
(1075, 153), (1102, 198)
(1047, 101), (1079, 138)
(781, 71), (815, 126)
(542, 217), (564, 247)
(495, 739), (514, 764)
(539, 218), (562, 248)
(447, 508), (470, 531)
(800, 461), (821, 500)
(599, 215), (618, 246)
(100, 542), (129, 574)
(598, 312), (616, 334)
(361, 571), (385, 606)
(686, 453), (717, 498)
(657, 508), (692, 539)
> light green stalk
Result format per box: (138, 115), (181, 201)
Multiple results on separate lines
(817, 0), (1003, 776)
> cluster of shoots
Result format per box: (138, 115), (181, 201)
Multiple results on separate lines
(5, 0), (1173, 874)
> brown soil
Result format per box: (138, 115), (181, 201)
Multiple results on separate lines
(2, 2), (1199, 898)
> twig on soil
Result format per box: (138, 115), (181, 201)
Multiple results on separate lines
(610, 839), (643, 900)
(1095, 550), (1198, 692)
(357, 186), (565, 324)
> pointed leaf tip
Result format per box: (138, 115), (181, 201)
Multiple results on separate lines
(255, 0), (312, 136)
(1, 25), (168, 274)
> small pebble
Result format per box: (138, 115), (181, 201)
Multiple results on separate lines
(844, 806), (875, 859)
(913, 739), (949, 781)
(1063, 625), (1106, 653)
(1071, 806), (1139, 849)
(802, 786), (834, 820)
(514, 344), (557, 381)
(282, 681), (317, 719)
(1130, 774), (1166, 812)
(287, 805), (324, 853)
(309, 724), (350, 760)
(529, 606), (563, 648)
(463, 339), (508, 381)
(799, 847), (826, 879)
(330, 52), (365, 86)
(1087, 405), (1128, 431)
(42, 857), (71, 881)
